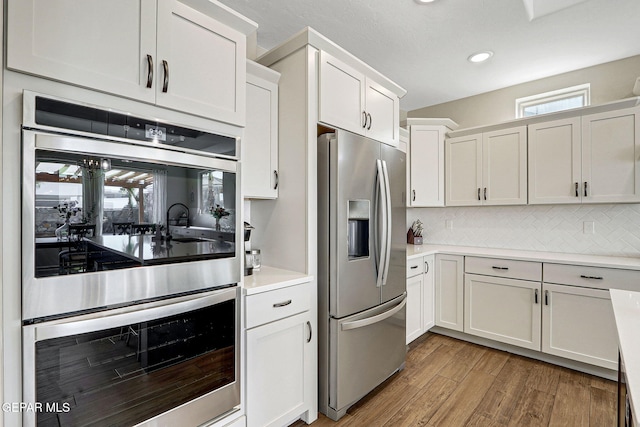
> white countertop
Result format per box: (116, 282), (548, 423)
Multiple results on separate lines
(407, 244), (640, 270)
(242, 265), (313, 295)
(610, 289), (640, 424)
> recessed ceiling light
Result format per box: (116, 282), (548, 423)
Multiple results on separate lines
(415, 0), (436, 4)
(468, 51), (494, 63)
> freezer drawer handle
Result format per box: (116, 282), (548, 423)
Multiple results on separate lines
(273, 299), (292, 308)
(341, 298), (407, 331)
(580, 275), (603, 280)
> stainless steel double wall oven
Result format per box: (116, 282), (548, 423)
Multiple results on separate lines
(21, 91), (242, 426)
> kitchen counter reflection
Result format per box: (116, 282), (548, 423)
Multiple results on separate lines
(87, 234), (235, 265)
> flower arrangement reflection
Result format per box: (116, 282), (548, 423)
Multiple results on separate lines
(209, 204), (230, 230)
(54, 200), (82, 239)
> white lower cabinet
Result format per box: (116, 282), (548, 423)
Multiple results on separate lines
(541, 283), (618, 370)
(434, 254), (464, 332)
(406, 273), (424, 344)
(245, 284), (313, 427)
(464, 274), (541, 351)
(405, 254), (435, 344)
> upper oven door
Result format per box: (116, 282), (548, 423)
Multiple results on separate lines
(22, 130), (242, 321)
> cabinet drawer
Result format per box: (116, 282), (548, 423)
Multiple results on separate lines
(407, 257), (425, 277)
(465, 256), (542, 282)
(544, 263), (640, 291)
(246, 282), (310, 329)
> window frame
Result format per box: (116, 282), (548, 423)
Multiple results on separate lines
(515, 83), (591, 118)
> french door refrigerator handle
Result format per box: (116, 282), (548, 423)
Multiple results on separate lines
(375, 159), (388, 288)
(340, 297), (406, 331)
(381, 160), (392, 286)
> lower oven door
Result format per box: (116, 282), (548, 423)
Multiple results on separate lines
(23, 286), (240, 427)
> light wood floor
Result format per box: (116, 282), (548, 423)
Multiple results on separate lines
(293, 332), (617, 427)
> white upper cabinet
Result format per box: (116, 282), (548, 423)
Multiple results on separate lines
(529, 106), (640, 204)
(446, 126), (527, 206)
(7, 0), (254, 125)
(528, 117), (582, 204)
(155, 1), (246, 125)
(319, 51), (400, 147)
(7, 0), (158, 103)
(405, 120), (457, 207)
(582, 107), (640, 203)
(243, 61), (280, 199)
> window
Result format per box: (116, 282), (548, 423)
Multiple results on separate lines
(516, 84), (590, 118)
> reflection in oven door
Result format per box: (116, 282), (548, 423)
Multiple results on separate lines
(23, 287), (240, 427)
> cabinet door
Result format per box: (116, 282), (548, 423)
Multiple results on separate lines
(434, 254), (464, 331)
(541, 283), (617, 370)
(243, 69), (279, 199)
(318, 51), (366, 136)
(246, 312), (312, 427)
(156, 0), (246, 124)
(409, 126), (445, 207)
(7, 0), (157, 103)
(528, 117), (582, 204)
(423, 255), (435, 331)
(445, 134), (483, 206)
(464, 274), (541, 350)
(365, 79), (399, 147)
(406, 274), (424, 344)
(482, 126), (527, 205)
(582, 106), (640, 203)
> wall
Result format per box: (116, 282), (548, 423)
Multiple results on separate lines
(408, 204), (640, 257)
(409, 55), (640, 129)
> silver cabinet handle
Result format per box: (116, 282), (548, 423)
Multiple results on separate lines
(575, 182), (579, 197)
(412, 189), (416, 201)
(534, 288), (539, 304)
(306, 321), (312, 343)
(362, 111), (368, 128)
(162, 60), (169, 93)
(273, 299), (292, 308)
(484, 187), (487, 201)
(584, 181), (588, 197)
(477, 188), (481, 201)
(367, 113), (372, 130)
(273, 170), (279, 190)
(544, 290), (549, 306)
(492, 266), (509, 270)
(146, 54), (154, 88)
(580, 275), (603, 280)
(424, 261), (429, 274)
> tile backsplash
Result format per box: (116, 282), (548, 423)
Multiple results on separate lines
(408, 204), (640, 257)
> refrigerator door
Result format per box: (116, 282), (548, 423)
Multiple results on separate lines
(328, 293), (407, 418)
(381, 143), (407, 303)
(326, 131), (382, 318)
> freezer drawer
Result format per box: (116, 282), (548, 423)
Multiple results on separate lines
(329, 294), (406, 415)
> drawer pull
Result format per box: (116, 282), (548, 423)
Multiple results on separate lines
(580, 275), (603, 280)
(410, 265), (419, 269)
(425, 261), (429, 274)
(492, 266), (509, 271)
(545, 290), (549, 306)
(534, 289), (539, 304)
(273, 299), (292, 308)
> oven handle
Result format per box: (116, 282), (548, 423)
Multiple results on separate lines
(28, 287), (238, 342)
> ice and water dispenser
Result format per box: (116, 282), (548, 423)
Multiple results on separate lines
(348, 200), (370, 259)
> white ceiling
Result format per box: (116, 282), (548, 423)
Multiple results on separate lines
(218, 0), (640, 111)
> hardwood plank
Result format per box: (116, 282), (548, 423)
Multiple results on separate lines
(590, 375), (617, 393)
(438, 342), (488, 382)
(548, 379), (591, 427)
(381, 374), (458, 426)
(405, 340), (462, 389)
(524, 361), (562, 396)
(473, 347), (510, 377)
(427, 369), (496, 426)
(589, 386), (616, 427)
(508, 386), (555, 427)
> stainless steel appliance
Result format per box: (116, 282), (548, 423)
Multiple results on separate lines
(317, 130), (407, 420)
(21, 91), (241, 321)
(23, 287), (240, 427)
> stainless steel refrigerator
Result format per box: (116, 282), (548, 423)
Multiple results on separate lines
(317, 130), (407, 420)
